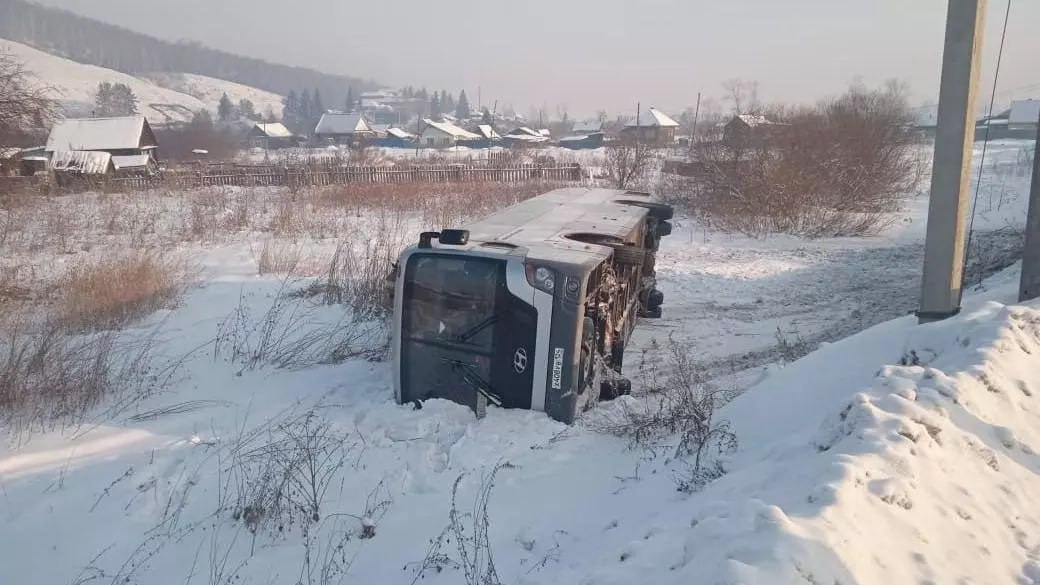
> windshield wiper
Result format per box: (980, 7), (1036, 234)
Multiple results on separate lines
(445, 358), (503, 407)
(454, 312), (503, 343)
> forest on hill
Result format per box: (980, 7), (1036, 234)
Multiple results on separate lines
(0, 0), (377, 101)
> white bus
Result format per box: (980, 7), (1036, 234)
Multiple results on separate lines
(391, 187), (673, 423)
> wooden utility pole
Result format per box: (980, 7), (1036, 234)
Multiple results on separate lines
(918, 0), (987, 323)
(1020, 108), (1040, 302)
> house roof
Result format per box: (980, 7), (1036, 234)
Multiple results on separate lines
(572, 121), (603, 133)
(46, 116), (151, 152)
(51, 150), (112, 174)
(254, 122), (293, 138)
(476, 124), (501, 139)
(731, 114), (774, 128)
(1009, 99), (1040, 125)
(314, 113), (371, 135)
(421, 119), (481, 140)
(627, 108), (679, 128)
(0, 147), (20, 159)
(507, 127), (542, 137)
(112, 154), (153, 170)
(386, 127), (415, 139)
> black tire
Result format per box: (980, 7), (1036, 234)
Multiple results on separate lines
(610, 244), (646, 266)
(618, 200), (674, 220)
(646, 289), (664, 308)
(599, 378), (632, 401)
(639, 305), (662, 319)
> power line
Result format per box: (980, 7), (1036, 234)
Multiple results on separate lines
(961, 0), (1013, 298)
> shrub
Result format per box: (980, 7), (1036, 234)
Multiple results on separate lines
(60, 251), (190, 332)
(684, 81), (925, 238)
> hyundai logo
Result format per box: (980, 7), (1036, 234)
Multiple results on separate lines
(513, 347), (528, 373)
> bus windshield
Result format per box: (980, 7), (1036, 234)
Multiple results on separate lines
(400, 253), (538, 411)
(403, 254), (503, 349)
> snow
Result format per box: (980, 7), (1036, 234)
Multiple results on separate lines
(143, 72), (284, 119)
(46, 115), (147, 152)
(1, 39), (281, 124)
(0, 139), (1037, 584)
(252, 121), (293, 138)
(315, 112), (371, 135)
(111, 154), (152, 170)
(50, 150), (111, 174)
(422, 119), (481, 139)
(0, 39), (204, 124)
(628, 107), (680, 128)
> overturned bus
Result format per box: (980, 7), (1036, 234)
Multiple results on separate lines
(391, 187), (673, 423)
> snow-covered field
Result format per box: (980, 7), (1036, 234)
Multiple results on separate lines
(1, 39), (282, 124)
(0, 140), (1036, 584)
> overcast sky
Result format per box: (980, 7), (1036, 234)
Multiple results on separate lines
(35, 0), (1040, 117)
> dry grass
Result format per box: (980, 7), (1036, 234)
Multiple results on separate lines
(254, 239), (303, 276)
(60, 251), (191, 332)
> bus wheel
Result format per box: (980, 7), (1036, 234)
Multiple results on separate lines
(639, 305), (663, 319)
(610, 244), (647, 266)
(600, 378), (632, 401)
(646, 289), (664, 308)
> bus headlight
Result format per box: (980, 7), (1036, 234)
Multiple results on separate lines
(526, 264), (556, 294)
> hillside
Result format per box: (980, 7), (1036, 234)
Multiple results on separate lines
(143, 73), (284, 119)
(0, 0), (375, 102)
(1, 39), (203, 124)
(1, 39), (283, 126)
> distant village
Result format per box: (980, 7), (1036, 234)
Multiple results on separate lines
(2, 82), (1038, 184)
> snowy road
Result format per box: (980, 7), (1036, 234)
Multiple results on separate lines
(632, 225), (1026, 389)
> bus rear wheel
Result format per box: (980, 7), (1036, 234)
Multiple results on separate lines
(600, 378), (632, 401)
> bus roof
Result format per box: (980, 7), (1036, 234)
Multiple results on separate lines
(453, 187), (661, 268)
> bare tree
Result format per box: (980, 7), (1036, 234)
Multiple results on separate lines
(604, 139), (655, 190)
(0, 51), (58, 144)
(721, 78), (760, 115)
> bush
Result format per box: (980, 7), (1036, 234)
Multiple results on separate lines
(60, 251), (190, 332)
(685, 81), (925, 238)
(594, 337), (737, 492)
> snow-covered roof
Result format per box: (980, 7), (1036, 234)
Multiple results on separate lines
(476, 124), (501, 139)
(0, 147), (19, 159)
(507, 127), (542, 137)
(112, 154), (152, 170)
(45, 116), (151, 152)
(386, 127), (415, 139)
(626, 107), (679, 128)
(572, 121), (603, 133)
(538, 129), (552, 137)
(51, 150), (112, 174)
(1009, 99), (1040, 125)
(253, 122), (292, 138)
(733, 114), (774, 128)
(421, 119), (480, 140)
(314, 113), (372, 135)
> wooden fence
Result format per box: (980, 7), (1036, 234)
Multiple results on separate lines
(102, 163), (584, 193)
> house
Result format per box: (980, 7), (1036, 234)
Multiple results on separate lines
(314, 113), (374, 144)
(722, 114), (777, 145)
(572, 120), (603, 135)
(45, 115), (159, 160)
(375, 127), (416, 148)
(559, 132), (604, 150)
(246, 122), (298, 149)
(419, 119), (480, 148)
(1009, 99), (1040, 132)
(622, 107), (679, 146)
(503, 127), (550, 146)
(476, 125), (501, 140)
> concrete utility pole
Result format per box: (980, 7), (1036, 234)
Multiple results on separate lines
(1020, 109), (1040, 302)
(918, 0), (988, 323)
